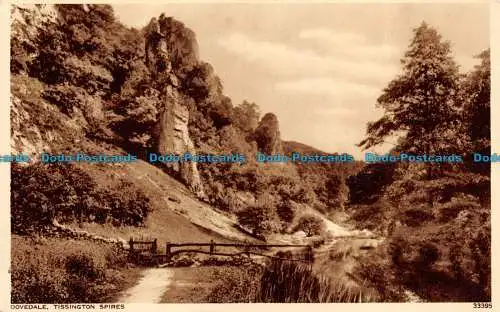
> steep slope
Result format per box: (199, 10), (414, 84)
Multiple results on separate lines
(11, 73), (253, 245)
(75, 153), (259, 244)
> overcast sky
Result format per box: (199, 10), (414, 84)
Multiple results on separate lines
(113, 2), (489, 159)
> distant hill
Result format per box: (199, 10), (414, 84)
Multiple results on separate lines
(282, 140), (327, 154)
(283, 141), (364, 213)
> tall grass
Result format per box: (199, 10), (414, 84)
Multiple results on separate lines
(258, 260), (374, 302)
(206, 259), (376, 303)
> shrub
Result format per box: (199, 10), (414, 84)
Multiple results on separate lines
(11, 37), (34, 74)
(205, 265), (263, 303)
(361, 214), (491, 302)
(295, 214), (325, 237)
(355, 243), (406, 302)
(417, 243), (440, 269)
(436, 193), (481, 222)
(401, 207), (435, 227)
(348, 200), (394, 233)
(258, 260), (373, 302)
(347, 162), (396, 205)
(11, 163), (152, 233)
(11, 236), (128, 303)
(276, 199), (295, 225)
(237, 205), (272, 237)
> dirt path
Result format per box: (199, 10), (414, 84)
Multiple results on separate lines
(160, 267), (219, 303)
(118, 268), (174, 303)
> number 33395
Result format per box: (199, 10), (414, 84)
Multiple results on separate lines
(473, 302), (492, 308)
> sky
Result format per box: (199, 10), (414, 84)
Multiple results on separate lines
(113, 2), (489, 159)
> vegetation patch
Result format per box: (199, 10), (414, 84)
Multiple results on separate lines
(11, 162), (152, 234)
(204, 259), (376, 303)
(11, 235), (137, 303)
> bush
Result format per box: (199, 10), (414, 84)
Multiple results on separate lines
(258, 260), (374, 302)
(205, 265), (263, 303)
(295, 214), (325, 237)
(361, 216), (491, 302)
(347, 162), (396, 205)
(276, 199), (295, 225)
(355, 243), (406, 302)
(401, 207), (435, 227)
(65, 253), (105, 280)
(436, 193), (481, 222)
(349, 200), (394, 233)
(111, 93), (159, 149)
(237, 205), (274, 237)
(11, 163), (152, 233)
(11, 37), (34, 74)
(11, 235), (128, 303)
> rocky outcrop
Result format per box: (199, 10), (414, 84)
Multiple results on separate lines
(251, 113), (283, 155)
(11, 94), (52, 157)
(157, 86), (205, 197)
(11, 4), (59, 74)
(11, 4), (59, 43)
(145, 14), (205, 198)
(11, 5), (80, 159)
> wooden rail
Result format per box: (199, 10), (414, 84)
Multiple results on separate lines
(128, 238), (314, 265)
(168, 243), (311, 248)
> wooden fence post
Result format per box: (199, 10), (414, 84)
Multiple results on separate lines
(129, 237), (134, 252)
(210, 239), (215, 255)
(165, 242), (171, 262)
(244, 243), (250, 258)
(152, 238), (157, 255)
(306, 245), (314, 262)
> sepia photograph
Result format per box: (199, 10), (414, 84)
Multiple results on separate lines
(9, 1), (491, 305)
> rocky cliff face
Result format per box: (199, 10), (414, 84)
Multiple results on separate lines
(11, 5), (112, 159)
(252, 113), (283, 155)
(11, 5), (65, 157)
(11, 4), (60, 78)
(11, 83), (80, 158)
(157, 86), (205, 197)
(145, 15), (205, 198)
(11, 4), (59, 47)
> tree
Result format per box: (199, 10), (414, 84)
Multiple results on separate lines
(359, 22), (460, 180)
(277, 198), (295, 224)
(237, 205), (269, 236)
(347, 162), (396, 205)
(295, 214), (325, 237)
(233, 100), (261, 132)
(459, 49), (490, 175)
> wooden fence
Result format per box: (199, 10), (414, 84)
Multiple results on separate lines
(128, 238), (314, 265)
